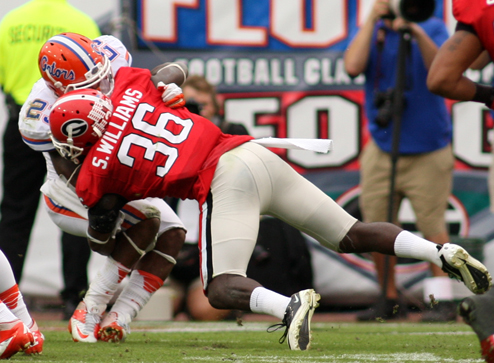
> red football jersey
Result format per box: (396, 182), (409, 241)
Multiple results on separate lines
(453, 0), (494, 59)
(76, 67), (253, 208)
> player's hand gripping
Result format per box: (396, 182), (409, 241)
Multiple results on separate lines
(157, 82), (186, 109)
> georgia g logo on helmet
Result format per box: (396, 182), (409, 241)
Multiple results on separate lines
(61, 119), (89, 138)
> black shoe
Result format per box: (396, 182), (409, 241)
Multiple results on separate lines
(421, 301), (458, 322)
(267, 289), (320, 350)
(356, 298), (407, 321)
(459, 289), (494, 361)
(459, 289), (494, 341)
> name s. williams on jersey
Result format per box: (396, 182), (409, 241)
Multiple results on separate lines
(92, 88), (143, 170)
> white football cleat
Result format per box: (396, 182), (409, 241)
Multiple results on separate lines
(68, 301), (104, 343)
(439, 243), (492, 294)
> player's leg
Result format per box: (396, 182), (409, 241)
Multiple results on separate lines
(186, 278), (232, 321)
(0, 300), (34, 359)
(245, 142), (490, 295)
(43, 195), (112, 342)
(0, 249), (40, 355)
(99, 226), (185, 342)
(99, 199), (186, 342)
(203, 144), (319, 350)
(71, 216), (160, 343)
(341, 222), (491, 294)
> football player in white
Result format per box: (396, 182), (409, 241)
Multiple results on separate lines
(19, 32), (187, 343)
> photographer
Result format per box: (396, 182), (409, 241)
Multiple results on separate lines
(344, 0), (454, 322)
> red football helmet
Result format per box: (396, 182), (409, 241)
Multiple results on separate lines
(49, 89), (113, 164)
(39, 33), (114, 97)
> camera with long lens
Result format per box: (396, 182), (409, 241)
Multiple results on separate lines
(388, 0), (435, 22)
(374, 90), (395, 128)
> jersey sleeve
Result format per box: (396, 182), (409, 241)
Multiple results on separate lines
(18, 79), (57, 152)
(93, 35), (133, 76)
(452, 0), (484, 25)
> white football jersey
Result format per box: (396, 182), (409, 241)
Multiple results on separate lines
(18, 35), (132, 180)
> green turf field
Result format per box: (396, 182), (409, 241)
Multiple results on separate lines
(11, 320), (485, 362)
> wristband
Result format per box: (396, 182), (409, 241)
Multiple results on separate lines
(472, 84), (494, 107)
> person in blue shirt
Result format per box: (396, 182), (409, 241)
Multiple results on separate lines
(344, 0), (454, 322)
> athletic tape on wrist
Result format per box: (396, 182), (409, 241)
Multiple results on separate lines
(152, 249), (177, 265)
(472, 84), (494, 107)
(86, 230), (110, 245)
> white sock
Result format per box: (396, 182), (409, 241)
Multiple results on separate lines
(0, 301), (18, 324)
(0, 286), (32, 327)
(249, 287), (290, 320)
(0, 250), (32, 326)
(85, 257), (131, 309)
(394, 231), (442, 268)
(110, 270), (163, 321)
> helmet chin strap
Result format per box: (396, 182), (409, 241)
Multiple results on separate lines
(45, 70), (64, 93)
(66, 164), (81, 187)
(65, 127), (84, 164)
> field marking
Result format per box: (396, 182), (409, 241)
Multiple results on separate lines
(181, 353), (484, 362)
(130, 322), (476, 336)
(132, 321), (270, 333)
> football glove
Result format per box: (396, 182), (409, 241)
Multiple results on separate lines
(157, 82), (185, 109)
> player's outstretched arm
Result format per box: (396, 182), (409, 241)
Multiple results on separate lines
(427, 30), (484, 101)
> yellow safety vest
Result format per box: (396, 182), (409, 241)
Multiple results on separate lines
(0, 0), (101, 104)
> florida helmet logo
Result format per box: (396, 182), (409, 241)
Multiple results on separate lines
(39, 56), (75, 80)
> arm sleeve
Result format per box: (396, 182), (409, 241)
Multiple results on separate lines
(455, 21), (477, 36)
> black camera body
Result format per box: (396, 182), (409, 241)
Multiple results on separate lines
(184, 98), (202, 115)
(374, 90), (395, 128)
(374, 90), (407, 128)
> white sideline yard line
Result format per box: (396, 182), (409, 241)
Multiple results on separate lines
(131, 321), (476, 336)
(132, 321), (270, 333)
(180, 353), (484, 362)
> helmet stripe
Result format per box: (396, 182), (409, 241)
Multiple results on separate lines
(50, 35), (98, 71)
(52, 93), (108, 108)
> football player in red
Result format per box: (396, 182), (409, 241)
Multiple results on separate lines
(427, 1), (494, 362)
(21, 33), (187, 344)
(50, 66), (492, 351)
